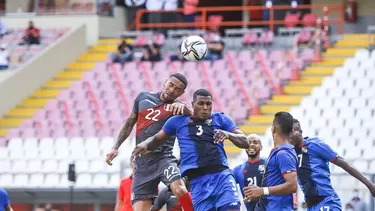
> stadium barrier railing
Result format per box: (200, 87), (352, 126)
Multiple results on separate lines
(134, 4), (343, 34)
(59, 100), (74, 129)
(138, 61), (153, 91)
(226, 52), (260, 115)
(255, 51), (284, 95)
(109, 63), (130, 116)
(83, 81), (103, 129)
(199, 62), (223, 111)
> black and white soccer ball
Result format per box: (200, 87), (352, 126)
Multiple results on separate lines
(181, 35), (208, 61)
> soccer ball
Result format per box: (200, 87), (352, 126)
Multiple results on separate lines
(181, 35), (208, 61)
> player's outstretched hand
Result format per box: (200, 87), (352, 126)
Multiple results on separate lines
(131, 142), (148, 160)
(165, 102), (185, 115)
(106, 148), (118, 166)
(243, 185), (264, 201)
(213, 129), (229, 143)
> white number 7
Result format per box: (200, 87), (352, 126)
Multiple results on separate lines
(298, 154), (303, 168)
(320, 206), (330, 211)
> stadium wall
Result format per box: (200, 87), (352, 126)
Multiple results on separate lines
(0, 24), (86, 116)
(2, 7), (127, 46)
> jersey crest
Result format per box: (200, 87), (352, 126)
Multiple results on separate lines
(258, 164), (265, 172)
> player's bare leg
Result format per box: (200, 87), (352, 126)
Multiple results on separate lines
(132, 199), (153, 211)
(170, 179), (194, 211)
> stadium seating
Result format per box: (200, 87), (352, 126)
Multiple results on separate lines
(1, 48), (313, 141)
(1, 28), (68, 68)
(0, 37), (315, 187)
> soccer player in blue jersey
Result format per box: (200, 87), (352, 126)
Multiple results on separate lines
(132, 88), (249, 211)
(244, 111), (298, 211)
(290, 118), (375, 211)
(232, 134), (266, 211)
(0, 188), (13, 211)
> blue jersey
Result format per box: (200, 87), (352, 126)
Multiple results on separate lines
(0, 188), (10, 211)
(162, 112), (238, 178)
(297, 137), (340, 207)
(255, 144), (298, 211)
(233, 158), (266, 211)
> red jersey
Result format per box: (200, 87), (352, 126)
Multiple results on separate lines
(118, 176), (133, 211)
(25, 27), (40, 37)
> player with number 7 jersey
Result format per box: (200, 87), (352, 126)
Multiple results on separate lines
(132, 89), (250, 211)
(106, 74), (194, 211)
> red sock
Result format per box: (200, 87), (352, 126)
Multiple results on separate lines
(178, 192), (194, 211)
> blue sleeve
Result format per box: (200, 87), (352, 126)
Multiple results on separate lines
(276, 150), (297, 175)
(220, 114), (238, 132)
(232, 165), (242, 184)
(0, 189), (9, 206)
(312, 139), (338, 162)
(162, 116), (179, 136)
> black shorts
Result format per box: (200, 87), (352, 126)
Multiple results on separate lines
(131, 153), (181, 204)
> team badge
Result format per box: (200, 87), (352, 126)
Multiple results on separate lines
(205, 119), (212, 126)
(258, 164), (265, 172)
(131, 192), (135, 200)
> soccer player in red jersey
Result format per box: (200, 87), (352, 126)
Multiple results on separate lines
(115, 159), (134, 211)
(106, 73), (193, 211)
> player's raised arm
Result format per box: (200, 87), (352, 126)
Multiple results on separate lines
(115, 111), (138, 150)
(333, 157), (375, 196)
(213, 114), (248, 149)
(311, 137), (375, 196)
(106, 92), (140, 165)
(132, 130), (170, 158)
(132, 116), (179, 158)
(214, 129), (248, 149)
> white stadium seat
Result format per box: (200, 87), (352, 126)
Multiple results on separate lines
(0, 174), (13, 188)
(44, 173), (60, 188)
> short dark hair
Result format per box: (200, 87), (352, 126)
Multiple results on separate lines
(193, 89), (212, 101)
(274, 111), (294, 136)
(171, 73), (188, 89)
(293, 118), (300, 124)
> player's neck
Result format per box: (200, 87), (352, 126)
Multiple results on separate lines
(273, 136), (290, 148)
(248, 157), (260, 163)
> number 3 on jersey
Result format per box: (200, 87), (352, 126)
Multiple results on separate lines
(196, 125), (203, 136)
(145, 108), (161, 121)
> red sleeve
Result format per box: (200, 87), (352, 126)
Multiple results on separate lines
(118, 180), (125, 200)
(122, 179), (133, 210)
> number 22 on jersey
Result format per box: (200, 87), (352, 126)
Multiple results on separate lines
(145, 108), (161, 121)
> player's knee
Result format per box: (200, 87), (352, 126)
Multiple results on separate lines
(170, 179), (188, 198)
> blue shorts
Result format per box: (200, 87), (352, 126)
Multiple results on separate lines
(190, 169), (241, 211)
(308, 195), (342, 211)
